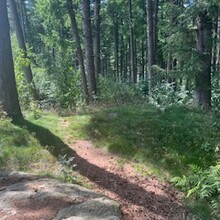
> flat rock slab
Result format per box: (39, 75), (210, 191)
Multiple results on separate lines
(0, 172), (121, 220)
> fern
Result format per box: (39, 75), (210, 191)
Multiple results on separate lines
(172, 163), (220, 218)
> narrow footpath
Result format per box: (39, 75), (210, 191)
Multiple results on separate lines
(68, 138), (189, 220)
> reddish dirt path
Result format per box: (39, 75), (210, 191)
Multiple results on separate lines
(68, 139), (189, 220)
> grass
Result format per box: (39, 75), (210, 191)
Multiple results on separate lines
(68, 104), (220, 177)
(0, 113), (88, 187)
(0, 117), (59, 173)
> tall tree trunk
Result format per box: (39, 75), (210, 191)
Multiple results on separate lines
(120, 34), (124, 82)
(66, 0), (89, 104)
(146, 0), (155, 95)
(141, 39), (145, 80)
(129, 0), (137, 83)
(82, 0), (97, 101)
(0, 0), (22, 120)
(18, 0), (26, 42)
(195, 11), (212, 111)
(153, 0), (159, 62)
(8, 0), (38, 100)
(124, 43), (129, 81)
(212, 13), (219, 74)
(113, 15), (119, 81)
(216, 17), (220, 72)
(94, 0), (101, 78)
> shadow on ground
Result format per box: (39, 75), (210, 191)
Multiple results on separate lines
(14, 119), (187, 219)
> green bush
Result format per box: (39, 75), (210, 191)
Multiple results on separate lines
(150, 82), (193, 107)
(97, 76), (144, 105)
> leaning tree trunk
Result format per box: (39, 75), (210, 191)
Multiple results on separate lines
(8, 0), (38, 100)
(82, 0), (97, 101)
(66, 0), (89, 104)
(195, 10), (212, 111)
(0, 0), (22, 120)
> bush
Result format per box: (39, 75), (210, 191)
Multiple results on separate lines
(97, 76), (144, 105)
(149, 82), (193, 107)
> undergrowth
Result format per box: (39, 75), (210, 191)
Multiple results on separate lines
(1, 104), (220, 219)
(70, 105), (219, 176)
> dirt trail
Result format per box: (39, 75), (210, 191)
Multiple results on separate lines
(68, 138), (189, 220)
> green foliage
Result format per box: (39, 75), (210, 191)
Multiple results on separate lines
(58, 154), (77, 183)
(33, 56), (84, 109)
(13, 44), (35, 108)
(149, 82), (192, 107)
(211, 78), (220, 117)
(97, 76), (143, 105)
(172, 164), (220, 219)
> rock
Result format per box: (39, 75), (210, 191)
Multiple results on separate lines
(54, 197), (121, 220)
(0, 172), (121, 220)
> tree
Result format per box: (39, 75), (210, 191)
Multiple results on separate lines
(129, 0), (137, 83)
(0, 0), (22, 119)
(94, 0), (101, 78)
(195, 10), (212, 111)
(82, 0), (97, 101)
(146, 0), (155, 95)
(8, 0), (39, 100)
(66, 0), (89, 104)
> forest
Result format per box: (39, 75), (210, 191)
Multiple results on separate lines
(0, 0), (220, 219)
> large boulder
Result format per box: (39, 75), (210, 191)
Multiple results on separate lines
(0, 172), (121, 220)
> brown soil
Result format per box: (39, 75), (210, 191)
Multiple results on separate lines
(69, 139), (189, 220)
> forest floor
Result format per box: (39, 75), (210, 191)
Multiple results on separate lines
(2, 105), (217, 219)
(67, 138), (189, 220)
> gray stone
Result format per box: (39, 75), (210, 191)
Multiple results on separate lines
(0, 172), (121, 220)
(54, 197), (121, 220)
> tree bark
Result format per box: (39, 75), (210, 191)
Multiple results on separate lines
(146, 0), (155, 95)
(212, 13), (219, 74)
(153, 0), (159, 62)
(0, 0), (22, 120)
(141, 39), (145, 80)
(113, 15), (119, 81)
(94, 0), (101, 78)
(8, 0), (38, 100)
(129, 0), (137, 83)
(195, 11), (212, 111)
(82, 0), (97, 101)
(66, 0), (89, 104)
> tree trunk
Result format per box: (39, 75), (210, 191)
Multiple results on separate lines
(120, 34), (124, 82)
(82, 0), (97, 101)
(0, 0), (22, 120)
(129, 0), (137, 83)
(146, 0), (155, 95)
(153, 0), (159, 62)
(141, 39), (145, 80)
(8, 0), (38, 100)
(113, 15), (119, 81)
(195, 11), (212, 111)
(66, 0), (89, 104)
(94, 0), (101, 78)
(212, 13), (219, 74)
